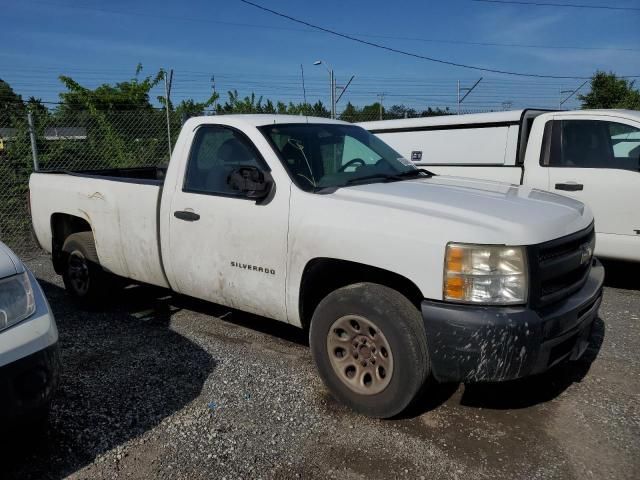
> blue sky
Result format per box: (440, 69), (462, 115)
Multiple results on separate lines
(1, 0), (639, 111)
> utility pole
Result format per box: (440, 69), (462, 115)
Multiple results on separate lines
(457, 77), (483, 115)
(377, 93), (385, 120)
(335, 75), (355, 105)
(210, 75), (217, 114)
(300, 64), (307, 106)
(331, 70), (336, 119)
(560, 80), (588, 108)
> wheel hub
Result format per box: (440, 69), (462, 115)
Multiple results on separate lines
(326, 315), (394, 395)
(68, 251), (90, 295)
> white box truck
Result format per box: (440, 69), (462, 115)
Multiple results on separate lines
(360, 109), (640, 262)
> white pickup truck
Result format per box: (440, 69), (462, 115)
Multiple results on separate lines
(360, 109), (640, 263)
(30, 115), (604, 417)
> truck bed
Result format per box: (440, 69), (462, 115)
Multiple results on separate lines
(29, 170), (169, 289)
(61, 166), (168, 185)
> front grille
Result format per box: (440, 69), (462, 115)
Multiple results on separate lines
(528, 224), (595, 308)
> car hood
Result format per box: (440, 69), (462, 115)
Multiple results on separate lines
(0, 241), (22, 279)
(331, 175), (592, 245)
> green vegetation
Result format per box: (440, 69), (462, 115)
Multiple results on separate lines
(579, 71), (640, 110)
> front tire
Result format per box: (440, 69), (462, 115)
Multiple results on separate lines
(62, 232), (111, 304)
(310, 283), (430, 418)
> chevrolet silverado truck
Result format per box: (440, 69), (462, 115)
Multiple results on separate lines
(29, 115), (604, 418)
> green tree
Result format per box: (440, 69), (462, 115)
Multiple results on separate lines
(339, 102), (361, 122)
(284, 100), (330, 117)
(386, 104), (418, 119)
(218, 90), (265, 114)
(58, 64), (163, 112)
(360, 102), (383, 121)
(25, 97), (48, 116)
(579, 71), (640, 110)
(420, 106), (451, 117)
(51, 65), (169, 169)
(175, 94), (220, 120)
(0, 79), (34, 253)
(0, 79), (25, 124)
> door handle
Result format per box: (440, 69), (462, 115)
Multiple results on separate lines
(174, 210), (200, 221)
(555, 182), (583, 191)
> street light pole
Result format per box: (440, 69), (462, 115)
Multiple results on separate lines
(314, 60), (335, 119)
(331, 69), (336, 119)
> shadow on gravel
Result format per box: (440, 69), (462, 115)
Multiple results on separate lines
(1, 281), (215, 480)
(601, 259), (640, 291)
(169, 294), (309, 347)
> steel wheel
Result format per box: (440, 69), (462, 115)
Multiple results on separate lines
(67, 250), (90, 296)
(326, 314), (394, 395)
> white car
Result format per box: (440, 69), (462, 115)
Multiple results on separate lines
(0, 241), (59, 426)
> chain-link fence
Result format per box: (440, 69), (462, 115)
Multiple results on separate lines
(34, 109), (174, 172)
(0, 113), (34, 257)
(0, 106), (496, 258)
(0, 108), (177, 257)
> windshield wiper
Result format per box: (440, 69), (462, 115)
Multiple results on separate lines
(345, 168), (436, 185)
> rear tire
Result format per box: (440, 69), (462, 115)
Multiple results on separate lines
(309, 283), (430, 418)
(62, 232), (111, 304)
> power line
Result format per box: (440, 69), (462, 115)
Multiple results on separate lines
(471, 0), (640, 12)
(25, 1), (637, 52)
(238, 0), (640, 79)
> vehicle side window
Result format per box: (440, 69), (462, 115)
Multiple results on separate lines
(548, 120), (640, 171)
(341, 136), (382, 171)
(184, 126), (265, 195)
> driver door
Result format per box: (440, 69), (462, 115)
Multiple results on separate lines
(544, 115), (640, 256)
(167, 125), (290, 322)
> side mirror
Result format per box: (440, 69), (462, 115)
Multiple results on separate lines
(227, 166), (272, 200)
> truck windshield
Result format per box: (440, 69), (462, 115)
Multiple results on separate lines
(259, 123), (421, 191)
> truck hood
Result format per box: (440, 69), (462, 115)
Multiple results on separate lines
(331, 175), (592, 245)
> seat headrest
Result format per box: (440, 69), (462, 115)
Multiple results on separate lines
(217, 138), (253, 165)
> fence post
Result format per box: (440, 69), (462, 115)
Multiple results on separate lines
(27, 111), (39, 172)
(164, 69), (174, 162)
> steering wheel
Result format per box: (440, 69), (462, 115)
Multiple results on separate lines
(339, 158), (366, 172)
(374, 159), (387, 167)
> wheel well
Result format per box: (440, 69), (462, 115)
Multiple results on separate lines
(50, 213), (93, 273)
(299, 258), (424, 331)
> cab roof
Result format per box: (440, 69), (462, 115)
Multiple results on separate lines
(185, 114), (349, 129)
(357, 109), (640, 131)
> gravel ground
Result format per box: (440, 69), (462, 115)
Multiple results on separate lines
(2, 255), (639, 480)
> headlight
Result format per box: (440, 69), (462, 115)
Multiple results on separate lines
(444, 243), (528, 305)
(0, 272), (36, 332)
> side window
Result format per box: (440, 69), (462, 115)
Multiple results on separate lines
(184, 126), (264, 195)
(610, 124), (640, 167)
(341, 136), (382, 170)
(549, 120), (640, 171)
